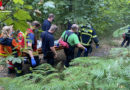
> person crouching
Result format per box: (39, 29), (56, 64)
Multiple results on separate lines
(0, 26), (22, 76)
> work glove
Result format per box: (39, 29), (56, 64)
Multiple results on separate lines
(31, 57), (36, 67)
(84, 48), (87, 52)
(56, 43), (60, 47)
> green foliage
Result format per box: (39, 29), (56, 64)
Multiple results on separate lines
(13, 9), (31, 20)
(24, 0), (130, 36)
(13, 0), (24, 5)
(113, 25), (130, 38)
(1, 0), (130, 36)
(0, 0), (32, 33)
(0, 47), (129, 90)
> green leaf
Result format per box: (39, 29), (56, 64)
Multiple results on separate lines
(12, 58), (22, 64)
(14, 21), (29, 33)
(13, 0), (24, 5)
(4, 18), (13, 25)
(14, 9), (32, 20)
(24, 5), (33, 9)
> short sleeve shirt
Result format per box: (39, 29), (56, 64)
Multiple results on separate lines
(41, 31), (54, 54)
(42, 20), (51, 31)
(61, 30), (80, 46)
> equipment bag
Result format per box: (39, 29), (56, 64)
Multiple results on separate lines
(59, 31), (73, 48)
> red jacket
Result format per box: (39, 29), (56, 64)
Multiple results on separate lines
(17, 32), (25, 48)
(0, 0), (2, 7)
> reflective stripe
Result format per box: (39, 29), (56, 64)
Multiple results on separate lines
(0, 53), (8, 56)
(93, 35), (97, 38)
(17, 70), (22, 73)
(88, 30), (93, 33)
(80, 33), (92, 46)
(15, 68), (22, 73)
(81, 29), (93, 33)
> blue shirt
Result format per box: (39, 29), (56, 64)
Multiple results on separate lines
(42, 19), (51, 31)
(41, 31), (54, 55)
(27, 33), (35, 44)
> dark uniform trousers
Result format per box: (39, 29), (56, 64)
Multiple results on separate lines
(44, 51), (54, 66)
(121, 33), (130, 47)
(64, 45), (75, 67)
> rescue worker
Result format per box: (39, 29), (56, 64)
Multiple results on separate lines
(42, 13), (55, 31)
(26, 21), (40, 71)
(59, 24), (87, 67)
(121, 27), (130, 47)
(17, 30), (25, 48)
(0, 26), (22, 76)
(41, 25), (58, 66)
(77, 25), (99, 57)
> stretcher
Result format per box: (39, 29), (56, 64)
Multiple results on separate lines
(22, 40), (63, 57)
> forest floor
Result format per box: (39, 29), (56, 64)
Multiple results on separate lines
(0, 39), (122, 78)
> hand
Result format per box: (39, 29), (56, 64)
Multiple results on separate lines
(84, 48), (87, 52)
(54, 53), (57, 59)
(56, 43), (60, 47)
(31, 57), (36, 66)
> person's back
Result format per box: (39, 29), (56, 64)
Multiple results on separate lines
(42, 14), (55, 31)
(41, 31), (54, 54)
(42, 19), (51, 31)
(41, 25), (57, 66)
(77, 26), (99, 57)
(79, 27), (99, 46)
(61, 30), (79, 46)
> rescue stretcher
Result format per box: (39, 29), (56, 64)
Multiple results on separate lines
(22, 40), (63, 57)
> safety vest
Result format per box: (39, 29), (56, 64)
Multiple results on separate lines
(17, 32), (25, 48)
(79, 28), (95, 46)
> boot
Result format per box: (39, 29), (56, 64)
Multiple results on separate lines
(8, 68), (15, 74)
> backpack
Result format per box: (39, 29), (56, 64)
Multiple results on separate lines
(59, 31), (73, 48)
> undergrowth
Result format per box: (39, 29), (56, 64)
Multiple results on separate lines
(0, 47), (130, 90)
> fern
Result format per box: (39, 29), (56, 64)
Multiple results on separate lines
(0, 47), (129, 90)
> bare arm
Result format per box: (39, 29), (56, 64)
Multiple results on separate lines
(77, 43), (86, 50)
(58, 37), (63, 42)
(50, 47), (57, 55)
(50, 46), (57, 58)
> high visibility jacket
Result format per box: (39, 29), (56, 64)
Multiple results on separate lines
(17, 32), (25, 48)
(79, 28), (99, 46)
(0, 37), (21, 57)
(27, 28), (37, 51)
(0, 37), (21, 69)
